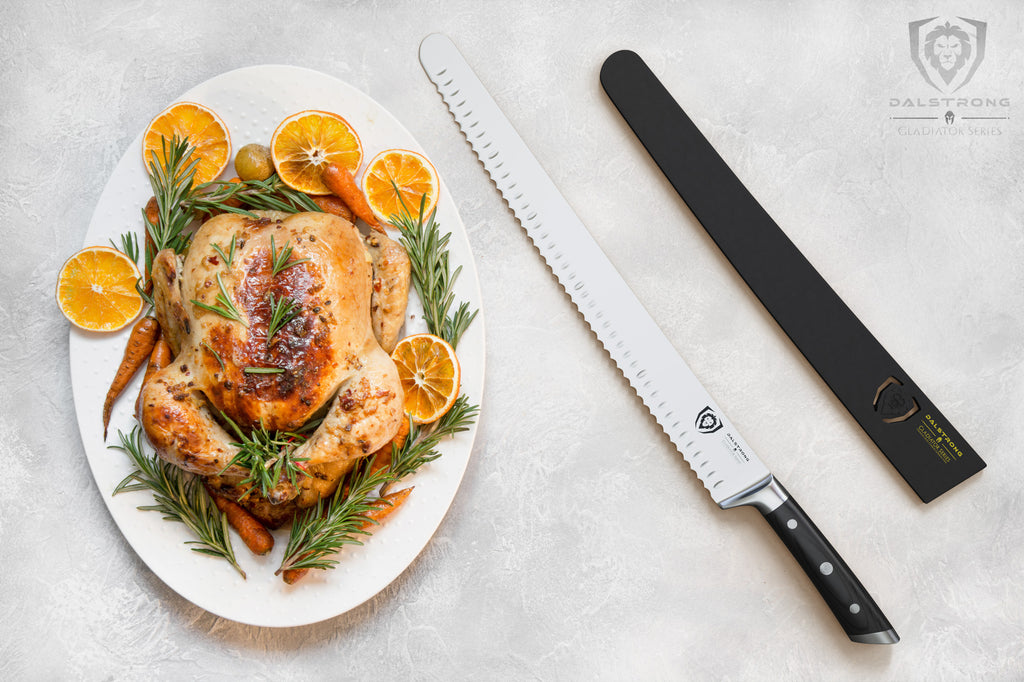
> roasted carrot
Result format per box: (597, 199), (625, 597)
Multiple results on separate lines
(134, 335), (170, 417)
(209, 492), (275, 556)
(358, 487), (413, 531)
(142, 197), (158, 293)
(281, 548), (315, 584)
(102, 315), (160, 438)
(392, 416), (411, 451)
(368, 415), (411, 476)
(322, 163), (380, 229)
(144, 195), (159, 225)
(142, 335), (171, 380)
(310, 193), (355, 222)
(282, 566), (309, 585)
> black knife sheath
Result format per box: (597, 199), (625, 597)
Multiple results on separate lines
(600, 50), (984, 503)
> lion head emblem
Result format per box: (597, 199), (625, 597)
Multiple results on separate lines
(909, 17), (987, 93)
(925, 22), (972, 84)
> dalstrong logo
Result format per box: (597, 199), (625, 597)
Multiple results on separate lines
(695, 406), (724, 434)
(909, 17), (986, 93)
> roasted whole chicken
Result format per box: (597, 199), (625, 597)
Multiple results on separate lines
(138, 211), (410, 516)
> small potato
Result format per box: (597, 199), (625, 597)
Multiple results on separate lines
(235, 143), (274, 181)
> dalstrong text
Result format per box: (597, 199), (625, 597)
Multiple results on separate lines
(923, 414), (965, 459)
(891, 97), (1009, 108)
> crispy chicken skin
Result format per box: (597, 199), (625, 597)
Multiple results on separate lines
(363, 230), (411, 354)
(139, 211), (407, 507)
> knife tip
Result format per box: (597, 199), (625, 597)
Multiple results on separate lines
(419, 33), (456, 73)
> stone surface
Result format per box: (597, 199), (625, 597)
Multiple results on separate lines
(2, 1), (1022, 679)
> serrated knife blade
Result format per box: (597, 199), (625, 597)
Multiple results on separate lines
(419, 33), (898, 645)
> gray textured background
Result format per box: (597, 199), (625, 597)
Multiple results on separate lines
(3, 1), (1022, 679)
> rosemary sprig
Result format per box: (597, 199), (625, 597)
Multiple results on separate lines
(277, 457), (393, 574)
(390, 193), (478, 349)
(210, 234), (237, 268)
(201, 342), (226, 372)
(144, 135), (200, 273)
(219, 416), (309, 501)
(266, 292), (301, 347)
(186, 174), (324, 217)
(191, 273), (247, 326)
(269, 235), (310, 277)
(135, 279), (155, 309)
(294, 416), (325, 434)
(277, 395), (480, 574)
(391, 395), (478, 481)
(114, 230), (155, 310)
(111, 231), (140, 265)
(110, 426), (244, 578)
(244, 367), (285, 374)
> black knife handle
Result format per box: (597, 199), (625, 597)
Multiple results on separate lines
(761, 491), (898, 644)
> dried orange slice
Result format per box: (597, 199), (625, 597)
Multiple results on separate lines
(362, 149), (439, 222)
(56, 246), (143, 332)
(270, 110), (362, 195)
(142, 102), (231, 184)
(390, 333), (461, 424)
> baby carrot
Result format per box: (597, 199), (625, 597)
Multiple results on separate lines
(368, 416), (411, 476)
(209, 493), (275, 556)
(102, 315), (160, 438)
(309, 193), (355, 222)
(322, 163), (380, 229)
(142, 197), (158, 294)
(282, 566), (309, 585)
(358, 487), (413, 531)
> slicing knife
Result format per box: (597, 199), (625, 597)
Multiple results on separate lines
(418, 33), (898, 644)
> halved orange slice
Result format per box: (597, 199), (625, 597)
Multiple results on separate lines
(270, 110), (362, 195)
(362, 149), (439, 222)
(142, 101), (231, 184)
(390, 333), (461, 424)
(56, 246), (143, 332)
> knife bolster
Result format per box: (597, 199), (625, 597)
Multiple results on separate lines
(719, 475), (787, 513)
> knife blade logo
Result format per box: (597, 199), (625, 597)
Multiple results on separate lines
(695, 406), (724, 434)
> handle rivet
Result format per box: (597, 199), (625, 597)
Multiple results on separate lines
(786, 519), (798, 530)
(850, 603), (861, 614)
(819, 562), (834, 576)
